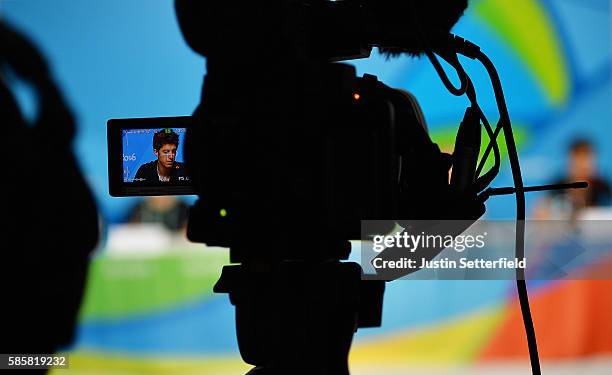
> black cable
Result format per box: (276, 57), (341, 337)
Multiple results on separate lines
(426, 50), (468, 96)
(475, 122), (502, 179)
(429, 36), (502, 192)
(440, 34), (541, 373)
(450, 36), (504, 187)
(476, 50), (542, 375)
(406, 0), (468, 98)
(473, 112), (501, 192)
(463, 78), (501, 192)
(427, 33), (540, 375)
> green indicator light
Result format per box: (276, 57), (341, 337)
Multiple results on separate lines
(220, 208), (228, 217)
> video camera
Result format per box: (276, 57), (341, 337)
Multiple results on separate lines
(174, 0), (479, 259)
(107, 0), (476, 251)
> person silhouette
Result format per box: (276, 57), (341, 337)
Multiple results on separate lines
(0, 20), (99, 372)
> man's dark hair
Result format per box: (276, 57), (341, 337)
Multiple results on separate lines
(569, 138), (594, 154)
(153, 129), (179, 151)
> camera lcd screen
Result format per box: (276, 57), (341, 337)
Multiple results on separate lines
(108, 117), (195, 196)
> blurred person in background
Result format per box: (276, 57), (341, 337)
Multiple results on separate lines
(534, 138), (611, 219)
(129, 196), (189, 232)
(0, 20), (98, 368)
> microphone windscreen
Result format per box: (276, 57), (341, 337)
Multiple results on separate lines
(372, 0), (468, 57)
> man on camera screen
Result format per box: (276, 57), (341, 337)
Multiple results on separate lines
(135, 128), (187, 184)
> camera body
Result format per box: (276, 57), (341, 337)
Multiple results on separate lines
(173, 0), (468, 264)
(107, 1), (469, 262)
(185, 62), (448, 262)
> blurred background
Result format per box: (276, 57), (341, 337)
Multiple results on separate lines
(1, 0), (611, 374)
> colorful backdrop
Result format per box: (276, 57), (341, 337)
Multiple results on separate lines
(1, 0), (611, 374)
